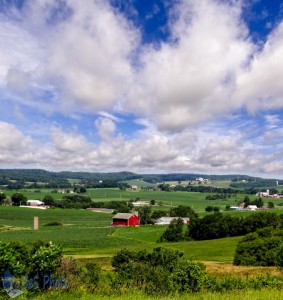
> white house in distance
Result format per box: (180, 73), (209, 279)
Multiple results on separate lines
(132, 201), (150, 207)
(246, 205), (258, 211)
(27, 200), (44, 206)
(155, 217), (190, 225)
(20, 199), (47, 210)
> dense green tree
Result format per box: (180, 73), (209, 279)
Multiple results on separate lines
(0, 192), (6, 205)
(118, 182), (129, 191)
(169, 205), (198, 220)
(188, 212), (281, 241)
(268, 201), (275, 209)
(137, 206), (153, 224)
(251, 197), (264, 208)
(151, 210), (167, 220)
(172, 260), (207, 293)
(0, 240), (29, 276)
(234, 227), (283, 266)
(160, 218), (185, 242)
(243, 195), (250, 208)
(42, 195), (55, 206)
(205, 206), (214, 212)
(11, 192), (27, 206)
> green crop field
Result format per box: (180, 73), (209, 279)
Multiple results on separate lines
(2, 206), (283, 300)
(0, 206), (240, 261)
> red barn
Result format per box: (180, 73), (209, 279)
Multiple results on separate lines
(112, 212), (140, 227)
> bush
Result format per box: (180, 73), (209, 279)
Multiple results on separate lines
(111, 247), (185, 295)
(172, 260), (207, 292)
(159, 217), (185, 242)
(43, 221), (63, 226)
(234, 227), (283, 266)
(83, 262), (101, 290)
(0, 240), (29, 277)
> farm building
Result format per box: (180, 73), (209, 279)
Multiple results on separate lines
(229, 206), (241, 211)
(112, 212), (140, 227)
(155, 217), (190, 225)
(246, 205), (257, 211)
(27, 200), (44, 206)
(132, 201), (150, 207)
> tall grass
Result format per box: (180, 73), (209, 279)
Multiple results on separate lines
(14, 289), (283, 300)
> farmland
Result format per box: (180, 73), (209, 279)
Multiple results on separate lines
(2, 187), (260, 211)
(2, 186), (283, 299)
(0, 206), (239, 259)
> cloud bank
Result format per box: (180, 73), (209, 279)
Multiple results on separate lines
(1, 0), (283, 177)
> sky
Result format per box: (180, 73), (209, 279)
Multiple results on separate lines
(1, 0), (283, 178)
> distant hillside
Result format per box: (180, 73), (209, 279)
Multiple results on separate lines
(123, 179), (156, 188)
(0, 169), (281, 190)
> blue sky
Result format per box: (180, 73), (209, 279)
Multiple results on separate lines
(0, 0), (283, 177)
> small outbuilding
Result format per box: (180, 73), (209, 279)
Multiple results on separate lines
(155, 217), (190, 225)
(246, 205), (257, 211)
(27, 200), (44, 206)
(112, 212), (140, 227)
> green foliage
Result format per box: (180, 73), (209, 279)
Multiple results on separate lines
(0, 240), (29, 276)
(61, 194), (92, 209)
(243, 195), (250, 207)
(43, 221), (63, 226)
(83, 262), (101, 290)
(42, 195), (55, 206)
(169, 205), (198, 220)
(205, 206), (220, 212)
(205, 205), (214, 212)
(112, 247), (185, 295)
(205, 194), (227, 200)
(29, 241), (63, 276)
(137, 206), (153, 225)
(268, 201), (275, 209)
(251, 197), (264, 208)
(188, 212), (282, 241)
(0, 192), (6, 204)
(11, 192), (27, 206)
(234, 227), (283, 266)
(172, 260), (207, 293)
(159, 217), (185, 242)
(151, 210), (167, 220)
(188, 213), (240, 240)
